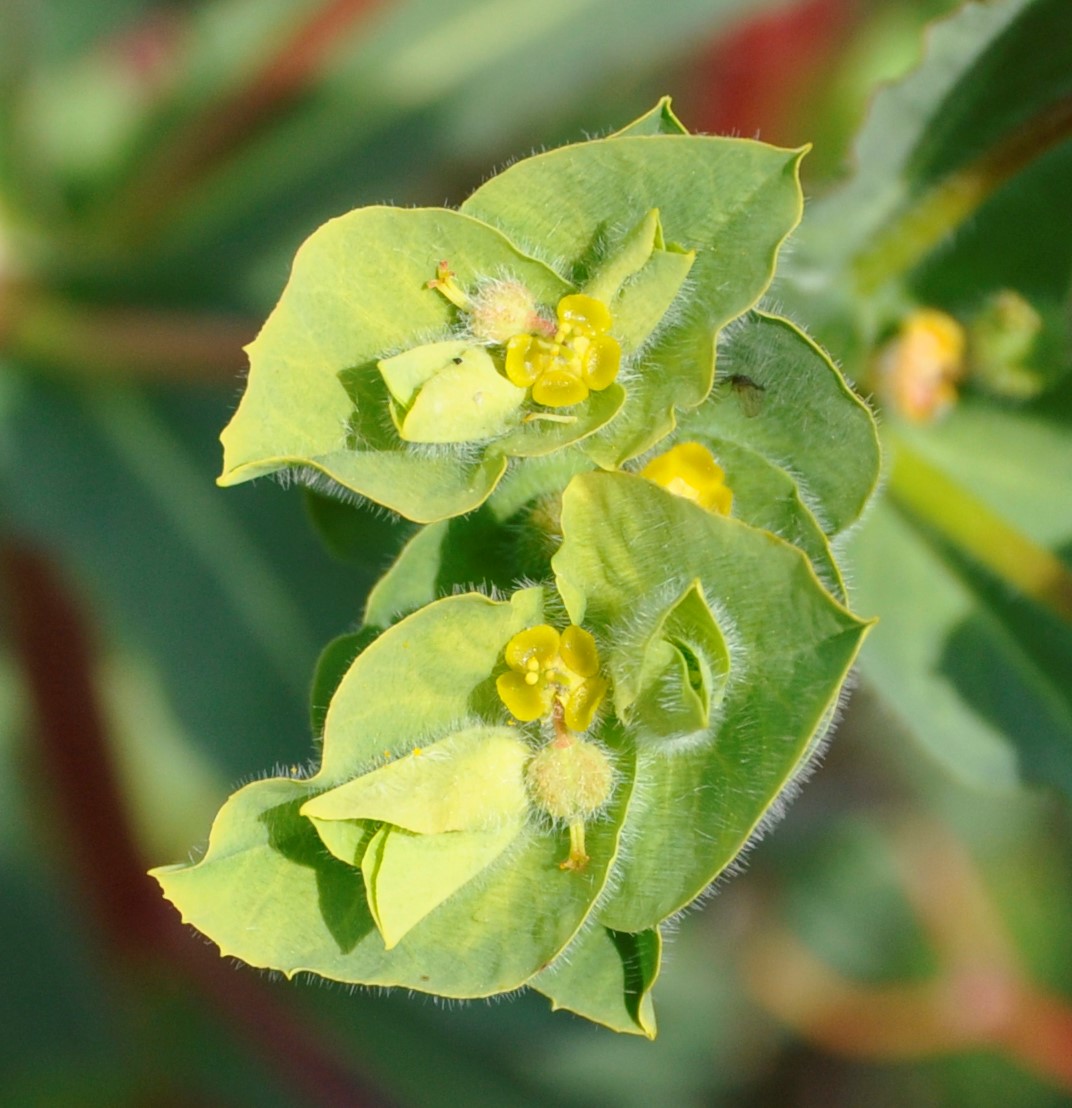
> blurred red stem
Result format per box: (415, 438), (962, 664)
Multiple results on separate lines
(2, 543), (170, 954)
(999, 989), (1072, 1089)
(0, 281), (255, 383)
(743, 816), (1072, 1094)
(117, 0), (383, 235)
(1, 542), (388, 1108)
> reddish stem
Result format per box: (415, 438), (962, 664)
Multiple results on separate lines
(741, 817), (1072, 1095)
(1, 280), (255, 383)
(115, 0), (384, 234)
(998, 988), (1072, 1090)
(1, 541), (389, 1108)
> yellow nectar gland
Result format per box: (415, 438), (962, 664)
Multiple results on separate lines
(640, 441), (733, 515)
(496, 624), (608, 732)
(876, 308), (966, 423)
(504, 294), (621, 408)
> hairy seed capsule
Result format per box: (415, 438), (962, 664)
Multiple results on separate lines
(471, 280), (544, 344)
(525, 736), (614, 822)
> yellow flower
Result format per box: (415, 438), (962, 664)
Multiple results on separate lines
(504, 294), (621, 408)
(875, 308), (966, 422)
(640, 441), (733, 515)
(496, 624), (607, 731)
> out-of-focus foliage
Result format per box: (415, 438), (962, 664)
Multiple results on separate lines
(781, 0), (1072, 797)
(2, 0), (1071, 1104)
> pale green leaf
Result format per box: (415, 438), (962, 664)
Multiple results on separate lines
(531, 926), (661, 1038)
(363, 819), (524, 949)
(218, 206), (571, 519)
(678, 311), (881, 537)
(364, 520), (451, 628)
(301, 726), (529, 833)
(582, 208), (662, 304)
(293, 446), (508, 525)
(313, 817), (378, 870)
(686, 437), (846, 599)
(380, 340), (476, 408)
(628, 581), (732, 744)
(578, 208), (696, 351)
(319, 590), (542, 781)
(153, 592), (638, 996)
(462, 134), (807, 464)
(552, 472), (872, 930)
(609, 96), (689, 137)
(609, 244), (696, 357)
(389, 346), (527, 444)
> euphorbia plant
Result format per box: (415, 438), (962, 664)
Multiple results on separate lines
(152, 100), (880, 1036)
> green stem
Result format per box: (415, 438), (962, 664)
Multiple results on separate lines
(887, 438), (1072, 624)
(564, 819), (589, 871)
(855, 93), (1072, 293)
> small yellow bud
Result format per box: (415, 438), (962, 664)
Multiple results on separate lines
(640, 442), (733, 515)
(967, 290), (1046, 400)
(875, 308), (966, 422)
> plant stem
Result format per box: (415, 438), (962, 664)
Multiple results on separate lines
(887, 437), (1072, 624)
(1, 541), (389, 1107)
(855, 93), (1072, 293)
(105, 0), (383, 242)
(1000, 988), (1072, 1089)
(741, 816), (1072, 1094)
(0, 279), (254, 383)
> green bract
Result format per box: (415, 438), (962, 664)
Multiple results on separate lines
(155, 102), (880, 1036)
(218, 106), (806, 521)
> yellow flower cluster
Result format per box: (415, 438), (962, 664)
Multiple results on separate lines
(504, 294), (621, 408)
(496, 624), (608, 732)
(640, 441), (733, 515)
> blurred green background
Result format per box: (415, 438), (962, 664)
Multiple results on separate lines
(3, 0), (1071, 1104)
